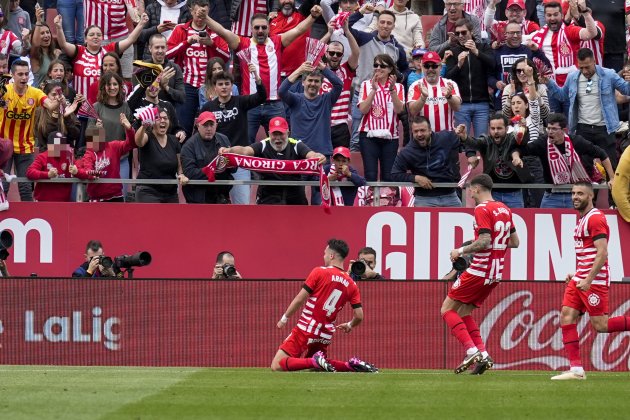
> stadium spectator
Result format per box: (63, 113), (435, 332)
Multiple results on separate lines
(26, 132), (90, 202)
(72, 240), (118, 278)
(205, 5), (323, 144)
(546, 48), (630, 170)
(34, 82), (82, 151)
(502, 57), (550, 125)
(428, 0), (482, 56)
(211, 251), (242, 279)
(144, 33), (186, 106)
(7, 0), (31, 42)
(200, 67), (266, 205)
(441, 174), (519, 375)
(218, 116), (325, 205)
(91, 72), (133, 143)
(78, 114), (136, 202)
(444, 18), (494, 137)
(390, 115), (467, 208)
(30, 6), (57, 89)
(198, 57), (239, 109)
(230, 0), (271, 38)
(551, 182), (630, 380)
(515, 113), (615, 208)
(166, 0), (230, 136)
(139, 0), (192, 60)
(0, 7), (24, 62)
(56, 0), (83, 45)
(364, 0), (424, 58)
(319, 0), (359, 64)
(41, 59), (77, 106)
(0, 53), (8, 74)
(180, 111), (234, 204)
(271, 238), (378, 373)
(357, 53), (404, 182)
(0, 60), (59, 201)
(322, 146), (366, 206)
(86, 52), (133, 106)
(348, 246), (385, 281)
(134, 106), (188, 203)
(483, 0), (539, 45)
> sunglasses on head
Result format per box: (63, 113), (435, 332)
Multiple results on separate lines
(455, 30), (468, 36)
(423, 63), (439, 69)
(253, 25), (268, 30)
(327, 51), (343, 57)
(373, 63), (390, 69)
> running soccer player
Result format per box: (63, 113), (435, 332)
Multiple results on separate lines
(271, 238), (378, 373)
(441, 173), (520, 374)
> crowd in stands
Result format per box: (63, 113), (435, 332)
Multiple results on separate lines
(0, 0), (629, 209)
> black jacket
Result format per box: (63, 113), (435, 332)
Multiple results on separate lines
(445, 41), (495, 104)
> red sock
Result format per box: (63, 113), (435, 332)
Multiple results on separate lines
(462, 315), (486, 353)
(607, 316), (630, 332)
(279, 357), (316, 371)
(561, 324), (582, 368)
(442, 310), (475, 351)
(328, 359), (353, 372)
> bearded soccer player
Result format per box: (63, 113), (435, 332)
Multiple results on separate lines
(551, 182), (630, 380)
(271, 239), (378, 373)
(441, 174), (520, 374)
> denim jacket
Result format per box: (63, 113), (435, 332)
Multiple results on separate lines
(547, 65), (630, 134)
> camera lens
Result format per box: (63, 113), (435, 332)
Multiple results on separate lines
(222, 264), (237, 278)
(100, 256), (114, 269)
(350, 260), (366, 277)
(452, 257), (469, 272)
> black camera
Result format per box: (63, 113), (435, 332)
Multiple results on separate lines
(222, 263), (237, 278)
(452, 241), (473, 272)
(350, 259), (367, 277)
(0, 230), (13, 261)
(115, 252), (152, 269)
(199, 31), (207, 38)
(91, 255), (114, 269)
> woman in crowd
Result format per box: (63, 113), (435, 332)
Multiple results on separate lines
(198, 57), (239, 109)
(502, 57), (550, 127)
(93, 72), (132, 142)
(357, 54), (405, 181)
(35, 81), (82, 151)
(41, 59), (77, 103)
(30, 5), (58, 88)
(86, 52), (132, 105)
(134, 107), (188, 203)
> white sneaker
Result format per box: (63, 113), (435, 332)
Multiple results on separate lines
(551, 370), (586, 380)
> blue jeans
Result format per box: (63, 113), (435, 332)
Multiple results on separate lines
(358, 133), (398, 181)
(230, 167), (251, 205)
(414, 191), (462, 207)
(57, 0), (84, 44)
(247, 101), (285, 144)
(176, 83), (200, 137)
(350, 90), (362, 152)
(454, 102), (489, 137)
(540, 191), (573, 208)
(492, 190), (524, 208)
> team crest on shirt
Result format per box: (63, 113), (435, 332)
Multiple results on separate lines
(371, 104), (385, 119)
(27, 98), (34, 106)
(267, 44), (274, 52)
(588, 293), (601, 307)
(61, 162), (67, 171)
(452, 278), (461, 289)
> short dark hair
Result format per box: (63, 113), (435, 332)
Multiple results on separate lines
(489, 112), (509, 127)
(573, 181), (594, 192)
(544, 1), (562, 11)
(211, 71), (234, 85)
(149, 33), (167, 46)
(251, 13), (269, 24)
(85, 240), (103, 253)
(327, 239), (349, 259)
(11, 59), (29, 72)
(358, 247), (376, 258)
(454, 18), (473, 32)
(327, 40), (344, 51)
(547, 113), (568, 129)
(303, 70), (324, 82)
(410, 115), (431, 128)
(216, 251), (233, 264)
(373, 53), (397, 74)
(0, 53), (7, 61)
(379, 10), (396, 22)
(577, 48), (594, 61)
(470, 174), (493, 191)
(191, 0), (209, 8)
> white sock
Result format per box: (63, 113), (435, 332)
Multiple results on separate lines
(570, 366), (584, 374)
(481, 351), (489, 358)
(466, 347), (479, 356)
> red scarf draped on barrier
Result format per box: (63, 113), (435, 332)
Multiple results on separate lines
(202, 153), (331, 208)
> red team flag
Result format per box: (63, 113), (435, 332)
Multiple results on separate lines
(134, 105), (160, 126)
(78, 101), (99, 119)
(236, 49), (252, 66)
(305, 37), (327, 67)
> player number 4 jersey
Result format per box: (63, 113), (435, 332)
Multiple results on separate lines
(297, 266), (361, 340)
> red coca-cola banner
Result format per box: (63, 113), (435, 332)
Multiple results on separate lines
(1, 279), (629, 370)
(3, 203), (630, 280)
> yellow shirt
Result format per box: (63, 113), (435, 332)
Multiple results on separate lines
(0, 84), (47, 154)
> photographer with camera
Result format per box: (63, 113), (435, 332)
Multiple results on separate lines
(211, 251), (242, 279)
(72, 240), (118, 278)
(348, 247), (385, 281)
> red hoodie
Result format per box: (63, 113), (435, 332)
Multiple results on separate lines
(26, 151), (89, 202)
(77, 127), (136, 201)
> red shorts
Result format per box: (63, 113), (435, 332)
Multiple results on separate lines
(279, 327), (331, 358)
(448, 272), (499, 307)
(562, 280), (609, 316)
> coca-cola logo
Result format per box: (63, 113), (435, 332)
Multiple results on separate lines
(479, 290), (630, 370)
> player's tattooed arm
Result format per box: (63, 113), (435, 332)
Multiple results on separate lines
(462, 233), (491, 254)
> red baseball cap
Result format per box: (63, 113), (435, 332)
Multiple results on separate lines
(332, 146), (351, 159)
(422, 51), (441, 64)
(506, 0), (525, 9)
(269, 117), (289, 133)
(197, 111), (217, 125)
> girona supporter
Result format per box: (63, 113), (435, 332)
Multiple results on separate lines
(91, 72), (132, 143)
(230, 0), (270, 38)
(483, 0), (539, 46)
(34, 82), (82, 151)
(0, 7), (25, 64)
(198, 57), (239, 110)
(138, 0), (192, 61)
(86, 53), (133, 106)
(357, 53), (405, 182)
(562, 0), (605, 66)
(166, 0), (230, 136)
(30, 4), (57, 88)
(41, 60), (76, 105)
(501, 57), (550, 125)
(0, 60), (59, 202)
(322, 146), (366, 206)
(205, 6), (323, 144)
(78, 114), (136, 202)
(26, 132), (90, 202)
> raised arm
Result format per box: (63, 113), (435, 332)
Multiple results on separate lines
(205, 16), (240, 50)
(119, 13), (149, 53)
(345, 20), (360, 71)
(281, 5), (322, 47)
(53, 15), (76, 58)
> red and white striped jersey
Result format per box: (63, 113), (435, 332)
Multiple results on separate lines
(237, 35), (283, 100)
(320, 63), (355, 127)
(231, 0), (267, 37)
(358, 80), (405, 138)
(297, 266), (361, 340)
(166, 22), (230, 88)
(407, 77), (460, 132)
(72, 44), (119, 97)
(464, 200), (515, 283)
(84, 0), (134, 40)
(580, 21), (605, 66)
(0, 29), (19, 56)
(466, 0), (487, 32)
(530, 23), (582, 87)
(573, 208), (610, 287)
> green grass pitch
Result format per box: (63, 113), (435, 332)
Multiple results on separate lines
(1, 366), (630, 419)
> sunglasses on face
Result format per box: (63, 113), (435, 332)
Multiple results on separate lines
(423, 63), (439, 69)
(516, 68), (526, 74)
(327, 51), (343, 57)
(373, 63), (390, 69)
(253, 25), (268, 30)
(455, 30), (468, 36)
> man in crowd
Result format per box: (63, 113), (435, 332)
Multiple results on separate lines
(349, 246), (385, 281)
(429, 0), (482, 56)
(139, 0), (191, 60)
(72, 240), (118, 278)
(551, 182), (630, 380)
(441, 174), (519, 374)
(144, 33), (185, 105)
(271, 238), (377, 373)
(365, 0), (425, 58)
(483, 0), (539, 45)
(211, 251), (242, 279)
(319, 0), (359, 63)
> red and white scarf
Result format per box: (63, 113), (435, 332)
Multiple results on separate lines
(328, 163), (346, 206)
(203, 153), (331, 208)
(531, 24), (575, 76)
(366, 82), (397, 139)
(547, 135), (591, 185)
